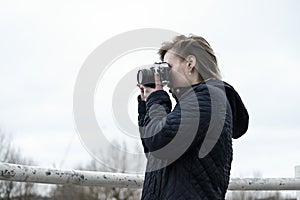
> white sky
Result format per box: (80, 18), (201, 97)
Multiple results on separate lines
(0, 0), (300, 180)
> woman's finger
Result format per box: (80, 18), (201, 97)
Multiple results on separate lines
(154, 73), (163, 90)
(137, 84), (146, 101)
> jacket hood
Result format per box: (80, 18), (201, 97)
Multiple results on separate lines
(169, 80), (249, 139)
(208, 80), (249, 139)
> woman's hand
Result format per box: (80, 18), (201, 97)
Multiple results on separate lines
(137, 73), (163, 101)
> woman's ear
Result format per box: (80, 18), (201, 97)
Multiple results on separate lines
(186, 55), (197, 71)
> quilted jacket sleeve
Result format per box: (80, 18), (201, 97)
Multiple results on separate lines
(138, 87), (213, 158)
(138, 90), (172, 154)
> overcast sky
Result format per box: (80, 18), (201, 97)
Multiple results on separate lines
(0, 0), (300, 180)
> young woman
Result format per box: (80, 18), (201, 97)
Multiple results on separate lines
(137, 35), (249, 199)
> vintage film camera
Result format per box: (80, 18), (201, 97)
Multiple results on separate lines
(137, 62), (170, 88)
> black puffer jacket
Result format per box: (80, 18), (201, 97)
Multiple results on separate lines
(138, 80), (249, 200)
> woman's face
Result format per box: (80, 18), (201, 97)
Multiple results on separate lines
(163, 51), (190, 88)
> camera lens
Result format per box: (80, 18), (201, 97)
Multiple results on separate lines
(137, 69), (155, 88)
(137, 70), (143, 84)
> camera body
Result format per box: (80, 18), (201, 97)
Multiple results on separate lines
(137, 62), (170, 88)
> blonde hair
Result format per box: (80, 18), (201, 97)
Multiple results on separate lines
(158, 34), (222, 81)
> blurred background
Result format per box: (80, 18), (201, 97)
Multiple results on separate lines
(0, 0), (299, 199)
